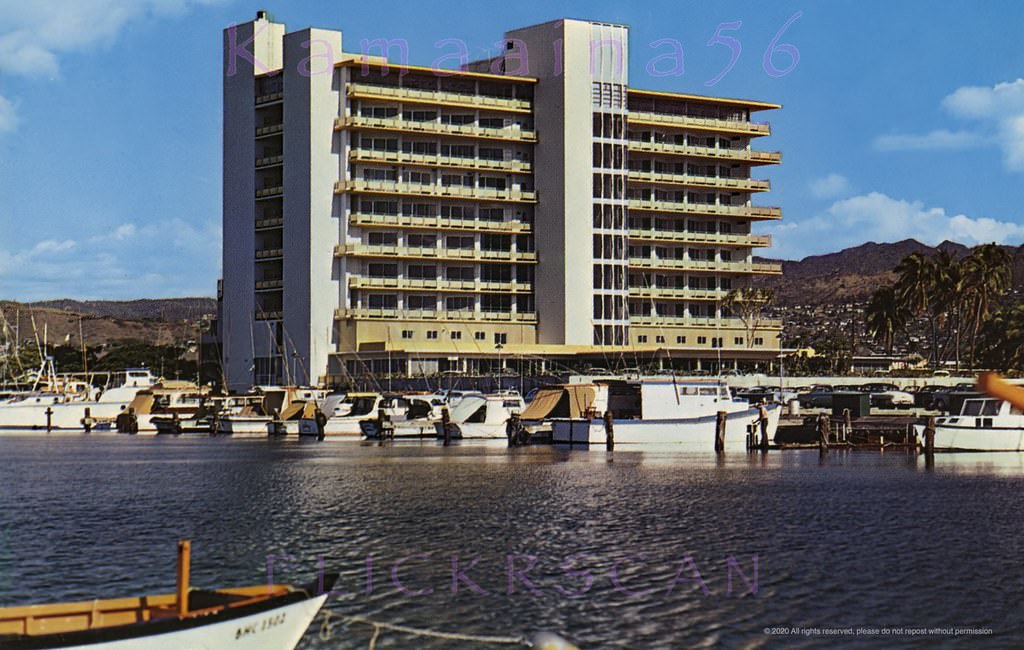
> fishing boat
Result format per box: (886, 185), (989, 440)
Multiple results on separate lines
(360, 393), (450, 439)
(0, 541), (334, 649)
(0, 368), (157, 431)
(115, 382), (213, 435)
(914, 373), (1024, 452)
(527, 378), (780, 451)
(216, 387), (326, 436)
(298, 392), (399, 437)
(433, 393), (527, 439)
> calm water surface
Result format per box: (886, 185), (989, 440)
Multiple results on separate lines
(1, 433), (1022, 648)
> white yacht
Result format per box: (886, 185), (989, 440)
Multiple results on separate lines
(433, 393), (526, 439)
(360, 394), (449, 439)
(917, 397), (1024, 451)
(528, 378), (780, 451)
(215, 387), (326, 436)
(0, 368), (156, 430)
(298, 392), (402, 437)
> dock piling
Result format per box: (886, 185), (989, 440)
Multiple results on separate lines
(714, 411), (727, 453)
(604, 410), (614, 451)
(842, 408), (852, 443)
(45, 407), (53, 432)
(82, 407), (92, 433)
(817, 413), (829, 454)
(177, 540), (191, 616)
(924, 416), (935, 467)
(441, 407), (451, 446)
(759, 406), (769, 452)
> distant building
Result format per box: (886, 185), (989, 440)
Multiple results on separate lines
(221, 12), (783, 389)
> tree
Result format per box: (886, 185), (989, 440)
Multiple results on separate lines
(961, 243), (1012, 368)
(865, 285), (907, 354)
(722, 287), (776, 349)
(894, 252), (939, 366)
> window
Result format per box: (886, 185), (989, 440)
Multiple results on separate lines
(441, 173), (473, 187)
(474, 331), (486, 340)
(367, 263), (398, 278)
(478, 147), (503, 161)
(494, 332), (508, 345)
(441, 143), (475, 157)
(697, 336), (707, 345)
(481, 294), (512, 312)
(441, 113), (474, 125)
(407, 295), (436, 311)
(403, 110), (437, 122)
(754, 337), (764, 346)
(676, 335), (686, 344)
(481, 234), (511, 252)
(734, 337), (743, 345)
(402, 141), (437, 155)
(426, 330), (438, 340)
(479, 117), (504, 129)
(446, 235), (474, 249)
(656, 335), (665, 343)
(479, 207), (504, 222)
(637, 335), (648, 343)
(441, 204), (474, 219)
(401, 330), (414, 339)
(446, 296), (474, 311)
(446, 266), (474, 281)
(363, 106), (397, 119)
(407, 234), (436, 248)
(407, 264), (436, 279)
(480, 263), (512, 283)
(407, 170), (433, 185)
(368, 232), (398, 246)
(368, 294), (397, 309)
(363, 167), (396, 181)
(480, 176), (507, 190)
(450, 330), (462, 340)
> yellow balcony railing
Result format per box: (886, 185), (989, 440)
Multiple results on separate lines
(628, 315), (782, 328)
(255, 248), (284, 260)
(255, 217), (283, 229)
(628, 110), (771, 136)
(627, 140), (781, 165)
(349, 147), (532, 173)
(628, 258), (783, 274)
(348, 276), (533, 293)
(347, 82), (532, 113)
(336, 179), (536, 202)
(336, 115), (537, 142)
(627, 199), (781, 220)
(255, 91), (283, 105)
(628, 229), (771, 247)
(349, 212), (532, 234)
(626, 170), (769, 192)
(255, 310), (283, 321)
(335, 307), (537, 323)
(628, 286), (729, 301)
(337, 243), (538, 263)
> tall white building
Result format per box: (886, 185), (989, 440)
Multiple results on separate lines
(221, 12), (783, 390)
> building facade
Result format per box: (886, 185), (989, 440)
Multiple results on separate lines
(222, 12), (783, 390)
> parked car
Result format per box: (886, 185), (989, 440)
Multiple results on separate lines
(736, 386), (798, 405)
(929, 382), (977, 412)
(857, 383), (914, 409)
(913, 385), (947, 409)
(798, 385), (834, 409)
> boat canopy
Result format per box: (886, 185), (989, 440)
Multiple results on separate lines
(520, 385), (597, 420)
(449, 395), (488, 423)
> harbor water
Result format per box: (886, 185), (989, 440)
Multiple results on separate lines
(1, 433), (1021, 647)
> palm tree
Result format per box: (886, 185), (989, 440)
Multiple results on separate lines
(865, 285), (907, 354)
(961, 243), (1012, 368)
(894, 252), (938, 365)
(929, 249), (963, 367)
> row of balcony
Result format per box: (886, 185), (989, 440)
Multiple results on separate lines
(349, 147), (532, 174)
(255, 279), (284, 290)
(628, 199), (781, 220)
(255, 248), (284, 260)
(629, 315), (783, 328)
(628, 257), (783, 274)
(627, 170), (769, 192)
(255, 91), (283, 106)
(255, 123), (283, 137)
(629, 286), (731, 301)
(628, 229), (771, 247)
(255, 310), (283, 321)
(349, 212), (531, 234)
(256, 186), (284, 199)
(255, 217), (284, 229)
(347, 82), (532, 113)
(336, 179), (537, 203)
(349, 276), (533, 293)
(628, 110), (771, 136)
(337, 243), (537, 263)
(336, 308), (538, 323)
(337, 115), (537, 142)
(256, 154), (283, 168)
(628, 140), (781, 165)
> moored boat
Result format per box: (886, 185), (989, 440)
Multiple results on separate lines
(0, 541), (334, 649)
(528, 378), (780, 451)
(433, 393), (527, 439)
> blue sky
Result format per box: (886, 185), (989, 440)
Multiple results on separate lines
(2, 0), (1024, 300)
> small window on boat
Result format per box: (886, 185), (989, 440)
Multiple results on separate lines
(503, 400), (520, 409)
(467, 405), (487, 423)
(699, 387), (717, 396)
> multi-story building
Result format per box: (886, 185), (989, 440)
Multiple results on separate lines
(221, 12), (783, 390)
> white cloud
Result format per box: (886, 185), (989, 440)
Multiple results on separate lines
(0, 95), (18, 133)
(873, 129), (982, 152)
(876, 78), (1024, 171)
(0, 219), (219, 300)
(764, 192), (1024, 260)
(808, 173), (852, 199)
(0, 0), (224, 133)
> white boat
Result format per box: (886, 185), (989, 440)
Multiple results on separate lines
(216, 387), (327, 436)
(298, 392), (402, 437)
(433, 393), (527, 439)
(915, 397), (1024, 451)
(361, 394), (451, 439)
(0, 368), (156, 431)
(0, 540), (333, 649)
(115, 382), (212, 435)
(529, 379), (780, 451)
